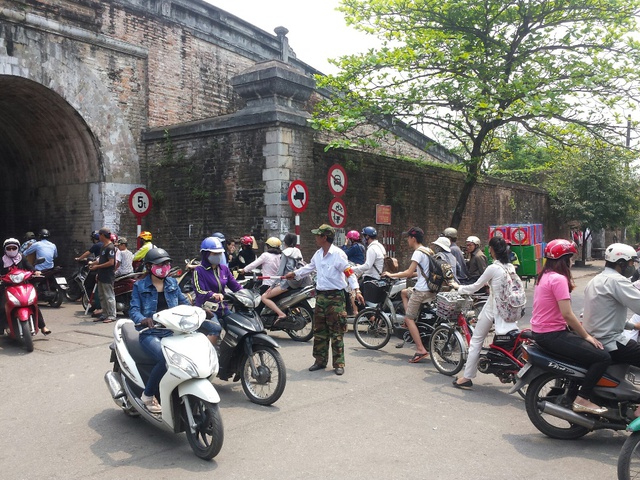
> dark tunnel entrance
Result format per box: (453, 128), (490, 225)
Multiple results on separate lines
(0, 75), (102, 265)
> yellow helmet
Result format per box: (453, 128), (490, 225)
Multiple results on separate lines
(265, 237), (282, 249)
(138, 231), (153, 241)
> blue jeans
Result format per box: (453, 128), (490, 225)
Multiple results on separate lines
(139, 331), (167, 397)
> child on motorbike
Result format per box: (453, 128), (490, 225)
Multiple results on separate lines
(0, 238), (51, 335)
(129, 247), (221, 414)
(240, 237), (282, 294)
(260, 233), (303, 322)
(529, 239), (609, 414)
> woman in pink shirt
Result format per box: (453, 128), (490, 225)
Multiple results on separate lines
(530, 239), (610, 414)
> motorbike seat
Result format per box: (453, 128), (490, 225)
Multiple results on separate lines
(528, 343), (593, 370)
(121, 322), (155, 364)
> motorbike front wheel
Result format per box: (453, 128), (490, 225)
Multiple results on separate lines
(618, 431), (640, 480)
(16, 318), (34, 352)
(64, 281), (82, 302)
(286, 301), (314, 342)
(353, 308), (392, 350)
(524, 372), (591, 440)
(240, 345), (286, 406)
(183, 395), (224, 460)
(429, 325), (465, 376)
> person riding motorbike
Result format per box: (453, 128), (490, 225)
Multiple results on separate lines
(129, 247), (220, 414)
(229, 235), (256, 270)
(342, 230), (365, 265)
(0, 238), (51, 335)
(465, 235), (488, 284)
(582, 243), (640, 375)
(19, 231), (37, 255)
(132, 231), (154, 268)
(240, 237), (282, 294)
(260, 233), (305, 321)
(23, 229), (58, 271)
(211, 232), (229, 266)
(443, 227), (469, 283)
(530, 239), (609, 414)
(193, 237), (243, 325)
(352, 226), (385, 306)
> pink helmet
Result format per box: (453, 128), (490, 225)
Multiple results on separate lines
(544, 239), (578, 260)
(346, 230), (360, 241)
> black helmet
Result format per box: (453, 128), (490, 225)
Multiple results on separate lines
(39, 229), (50, 239)
(25, 231), (36, 240)
(91, 230), (100, 241)
(144, 247), (171, 265)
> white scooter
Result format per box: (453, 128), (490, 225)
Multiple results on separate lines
(104, 305), (224, 460)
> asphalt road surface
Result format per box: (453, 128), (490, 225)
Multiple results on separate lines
(0, 261), (627, 480)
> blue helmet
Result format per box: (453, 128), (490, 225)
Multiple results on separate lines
(201, 237), (225, 253)
(361, 226), (377, 238)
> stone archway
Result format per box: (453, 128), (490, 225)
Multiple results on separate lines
(0, 53), (142, 264)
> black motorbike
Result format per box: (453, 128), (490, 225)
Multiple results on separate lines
(65, 259), (90, 302)
(32, 264), (66, 308)
(206, 289), (287, 406)
(512, 342), (640, 440)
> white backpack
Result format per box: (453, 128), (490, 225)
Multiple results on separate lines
(495, 263), (526, 323)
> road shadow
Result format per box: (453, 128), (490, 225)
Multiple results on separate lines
(87, 409), (220, 471)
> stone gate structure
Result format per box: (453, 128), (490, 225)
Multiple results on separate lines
(0, 0), (556, 266)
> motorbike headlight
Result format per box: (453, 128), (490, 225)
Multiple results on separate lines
(178, 312), (200, 333)
(9, 273), (25, 284)
(7, 291), (21, 306)
(164, 346), (198, 378)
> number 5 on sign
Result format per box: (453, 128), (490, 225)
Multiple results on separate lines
(129, 187), (152, 218)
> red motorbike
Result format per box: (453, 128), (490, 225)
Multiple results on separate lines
(1, 266), (41, 352)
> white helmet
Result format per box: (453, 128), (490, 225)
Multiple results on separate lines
(466, 236), (481, 246)
(432, 236), (451, 252)
(604, 243), (638, 263)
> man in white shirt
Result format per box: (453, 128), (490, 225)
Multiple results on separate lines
(286, 224), (362, 375)
(352, 226), (386, 305)
(583, 243), (640, 366)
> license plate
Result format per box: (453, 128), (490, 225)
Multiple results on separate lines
(55, 277), (68, 285)
(516, 362), (532, 379)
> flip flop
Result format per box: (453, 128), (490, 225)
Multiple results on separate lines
(409, 352), (429, 363)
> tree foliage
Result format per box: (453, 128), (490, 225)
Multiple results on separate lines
(312, 0), (640, 227)
(546, 141), (639, 259)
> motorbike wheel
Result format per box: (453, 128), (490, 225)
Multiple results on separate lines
(48, 286), (63, 308)
(183, 395), (224, 460)
(524, 372), (591, 440)
(286, 301), (314, 342)
(64, 281), (82, 302)
(618, 431), (640, 480)
(429, 325), (465, 376)
(240, 345), (286, 406)
(353, 308), (392, 350)
(16, 318), (34, 353)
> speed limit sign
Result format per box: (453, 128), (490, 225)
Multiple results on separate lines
(129, 188), (152, 218)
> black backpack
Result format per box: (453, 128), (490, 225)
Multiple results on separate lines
(416, 247), (454, 293)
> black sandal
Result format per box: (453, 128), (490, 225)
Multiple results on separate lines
(41, 328), (52, 336)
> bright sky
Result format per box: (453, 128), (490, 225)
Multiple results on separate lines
(205, 0), (379, 74)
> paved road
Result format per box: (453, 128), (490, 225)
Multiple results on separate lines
(0, 261), (626, 480)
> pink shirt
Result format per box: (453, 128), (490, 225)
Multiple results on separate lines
(530, 271), (571, 333)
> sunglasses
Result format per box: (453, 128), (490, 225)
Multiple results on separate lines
(5, 246), (18, 251)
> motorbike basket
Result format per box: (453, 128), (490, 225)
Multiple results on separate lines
(436, 292), (472, 321)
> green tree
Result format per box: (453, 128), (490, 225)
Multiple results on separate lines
(546, 142), (639, 262)
(312, 0), (640, 227)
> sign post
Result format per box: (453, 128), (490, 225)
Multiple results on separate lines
(128, 187), (152, 241)
(287, 180), (309, 246)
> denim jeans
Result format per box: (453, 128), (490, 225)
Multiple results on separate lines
(139, 331), (167, 397)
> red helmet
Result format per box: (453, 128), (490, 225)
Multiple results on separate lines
(240, 235), (253, 246)
(346, 230), (360, 241)
(544, 239), (578, 260)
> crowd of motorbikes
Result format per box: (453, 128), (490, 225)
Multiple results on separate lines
(6, 252), (640, 473)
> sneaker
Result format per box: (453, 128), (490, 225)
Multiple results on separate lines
(141, 393), (162, 413)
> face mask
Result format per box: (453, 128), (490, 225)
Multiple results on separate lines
(208, 254), (222, 266)
(5, 249), (18, 258)
(150, 264), (171, 278)
(623, 263), (636, 278)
